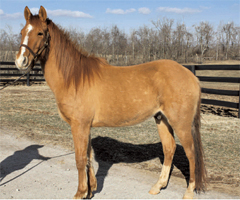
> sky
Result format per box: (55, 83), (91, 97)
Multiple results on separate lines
(0, 0), (239, 35)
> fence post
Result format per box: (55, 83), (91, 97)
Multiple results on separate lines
(190, 65), (196, 75)
(27, 72), (30, 86)
(238, 88), (240, 118)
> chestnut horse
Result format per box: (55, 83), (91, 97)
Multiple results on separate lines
(15, 6), (206, 199)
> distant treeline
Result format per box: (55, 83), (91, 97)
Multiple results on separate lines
(1, 18), (239, 65)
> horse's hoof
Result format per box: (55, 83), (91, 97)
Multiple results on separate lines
(90, 181), (97, 192)
(183, 191), (194, 199)
(149, 186), (160, 195)
(91, 185), (97, 192)
(87, 192), (93, 199)
(73, 190), (88, 199)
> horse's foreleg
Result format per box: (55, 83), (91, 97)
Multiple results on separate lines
(87, 136), (97, 198)
(149, 118), (176, 195)
(71, 122), (90, 199)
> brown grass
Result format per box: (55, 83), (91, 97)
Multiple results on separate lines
(0, 83), (239, 196)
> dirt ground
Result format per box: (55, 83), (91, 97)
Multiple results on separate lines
(1, 129), (239, 199)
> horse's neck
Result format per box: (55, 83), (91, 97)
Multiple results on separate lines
(41, 47), (65, 96)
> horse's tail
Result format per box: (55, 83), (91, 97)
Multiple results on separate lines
(192, 92), (207, 193)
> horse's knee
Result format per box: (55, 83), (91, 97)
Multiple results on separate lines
(76, 157), (88, 170)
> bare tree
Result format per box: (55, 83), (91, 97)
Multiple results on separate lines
(101, 28), (110, 59)
(194, 21), (213, 62)
(110, 25), (119, 63)
(110, 25), (127, 65)
(130, 29), (137, 61)
(152, 17), (174, 59)
(173, 22), (187, 61)
(68, 27), (85, 49)
(221, 22), (238, 59)
(137, 25), (152, 62)
(85, 28), (104, 54)
(1, 18), (240, 64)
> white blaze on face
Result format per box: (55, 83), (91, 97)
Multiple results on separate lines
(21, 24), (33, 56)
(16, 24), (33, 68)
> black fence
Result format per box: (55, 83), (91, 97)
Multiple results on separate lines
(1, 61), (240, 118)
(0, 62), (43, 86)
(185, 64), (240, 118)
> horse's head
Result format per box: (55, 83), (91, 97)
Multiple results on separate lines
(15, 6), (49, 72)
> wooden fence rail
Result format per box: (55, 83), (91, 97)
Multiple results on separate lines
(1, 61), (240, 118)
(0, 62), (43, 86)
(184, 64), (240, 118)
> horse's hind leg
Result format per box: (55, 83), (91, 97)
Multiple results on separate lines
(149, 115), (176, 195)
(175, 126), (196, 199)
(166, 114), (196, 199)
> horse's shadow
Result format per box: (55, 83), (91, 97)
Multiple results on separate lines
(91, 136), (189, 195)
(0, 145), (50, 185)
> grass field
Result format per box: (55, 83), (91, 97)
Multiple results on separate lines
(0, 85), (239, 196)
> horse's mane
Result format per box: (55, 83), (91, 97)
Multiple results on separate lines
(47, 19), (107, 89)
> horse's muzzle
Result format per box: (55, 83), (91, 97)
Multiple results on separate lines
(15, 55), (33, 73)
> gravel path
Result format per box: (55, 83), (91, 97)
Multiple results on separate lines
(0, 130), (238, 199)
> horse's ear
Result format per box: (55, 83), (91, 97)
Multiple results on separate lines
(24, 6), (32, 21)
(39, 6), (47, 22)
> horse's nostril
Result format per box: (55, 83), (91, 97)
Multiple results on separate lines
(22, 56), (28, 67)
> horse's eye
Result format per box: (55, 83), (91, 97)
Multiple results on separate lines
(38, 32), (43, 36)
